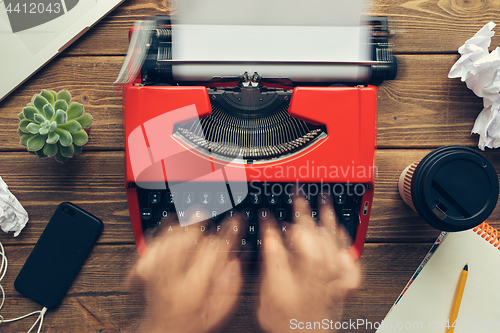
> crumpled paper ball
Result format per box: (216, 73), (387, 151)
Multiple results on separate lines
(0, 176), (28, 236)
(448, 21), (500, 150)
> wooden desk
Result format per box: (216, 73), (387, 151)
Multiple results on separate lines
(1, 1), (499, 331)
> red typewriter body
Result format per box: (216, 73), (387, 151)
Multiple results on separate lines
(123, 84), (378, 259)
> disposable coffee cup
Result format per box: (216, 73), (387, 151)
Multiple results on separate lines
(398, 146), (499, 231)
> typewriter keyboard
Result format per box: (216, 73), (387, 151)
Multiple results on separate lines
(135, 182), (367, 253)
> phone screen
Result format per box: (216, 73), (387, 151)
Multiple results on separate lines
(14, 202), (103, 309)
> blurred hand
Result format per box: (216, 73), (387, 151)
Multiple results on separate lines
(257, 196), (360, 333)
(130, 212), (243, 333)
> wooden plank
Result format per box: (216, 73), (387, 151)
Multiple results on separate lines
(377, 54), (485, 148)
(0, 151), (132, 245)
(62, 0), (500, 56)
(0, 55), (490, 150)
(0, 150), (498, 246)
(370, 0), (500, 54)
(0, 243), (432, 333)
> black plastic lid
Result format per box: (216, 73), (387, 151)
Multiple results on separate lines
(411, 146), (499, 231)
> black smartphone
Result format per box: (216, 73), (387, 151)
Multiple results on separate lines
(14, 202), (103, 309)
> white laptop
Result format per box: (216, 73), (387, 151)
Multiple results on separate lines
(0, 0), (125, 102)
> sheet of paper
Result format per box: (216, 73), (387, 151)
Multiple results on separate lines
(172, 0), (367, 26)
(449, 22), (500, 150)
(170, 0), (372, 83)
(0, 176), (28, 237)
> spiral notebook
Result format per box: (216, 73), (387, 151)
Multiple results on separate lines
(376, 223), (500, 333)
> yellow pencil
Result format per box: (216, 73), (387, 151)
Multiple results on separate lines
(446, 264), (468, 333)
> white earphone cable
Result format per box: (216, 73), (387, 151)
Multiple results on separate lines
(0, 241), (47, 332)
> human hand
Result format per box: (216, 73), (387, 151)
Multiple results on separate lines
(257, 196), (360, 333)
(130, 212), (243, 333)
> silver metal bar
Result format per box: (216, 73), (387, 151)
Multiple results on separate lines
(156, 60), (390, 66)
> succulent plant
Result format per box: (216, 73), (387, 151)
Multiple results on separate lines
(17, 90), (93, 163)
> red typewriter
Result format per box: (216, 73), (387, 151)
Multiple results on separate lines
(121, 15), (397, 260)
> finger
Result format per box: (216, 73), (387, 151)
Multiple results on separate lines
(176, 205), (207, 253)
(217, 213), (242, 261)
(317, 207), (350, 271)
(280, 221), (294, 248)
(259, 216), (290, 273)
(318, 194), (337, 233)
(187, 238), (219, 289)
(337, 251), (361, 290)
(335, 223), (353, 251)
(293, 195), (316, 232)
(132, 250), (173, 291)
(327, 252), (361, 301)
(289, 196), (328, 263)
(161, 205), (210, 273)
(205, 259), (243, 332)
(134, 227), (180, 280)
(186, 218), (225, 289)
(288, 225), (325, 269)
(154, 218), (177, 239)
(194, 213), (240, 280)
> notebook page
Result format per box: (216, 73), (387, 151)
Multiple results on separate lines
(376, 229), (500, 332)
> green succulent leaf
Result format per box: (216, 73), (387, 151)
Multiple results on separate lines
(27, 123), (41, 134)
(54, 100), (68, 112)
(17, 127), (24, 137)
(59, 143), (75, 158)
(22, 106), (38, 121)
(75, 113), (93, 128)
(34, 114), (46, 124)
(49, 121), (57, 132)
(58, 120), (81, 134)
(54, 150), (68, 163)
(18, 112), (25, 120)
(27, 102), (34, 107)
(57, 90), (71, 105)
(33, 95), (48, 114)
(54, 110), (67, 125)
(27, 134), (47, 151)
(74, 145), (82, 156)
(19, 119), (31, 133)
(49, 90), (57, 101)
(35, 149), (48, 158)
(73, 129), (89, 146)
(20, 133), (36, 147)
(46, 131), (60, 144)
(66, 102), (84, 120)
(40, 90), (54, 106)
(54, 128), (72, 146)
(39, 127), (49, 135)
(43, 143), (58, 157)
(43, 104), (55, 121)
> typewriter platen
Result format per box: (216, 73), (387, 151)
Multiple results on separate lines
(121, 15), (397, 260)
